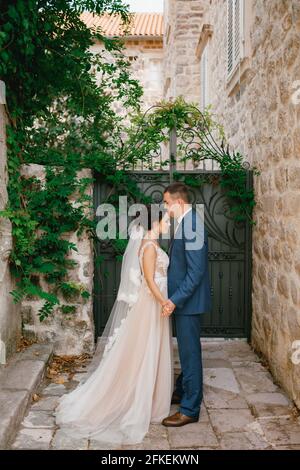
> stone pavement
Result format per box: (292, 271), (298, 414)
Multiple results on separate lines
(10, 340), (300, 450)
(0, 343), (53, 449)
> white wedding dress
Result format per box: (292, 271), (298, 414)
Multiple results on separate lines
(55, 239), (174, 445)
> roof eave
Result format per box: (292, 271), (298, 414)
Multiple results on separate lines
(94, 34), (163, 41)
(104, 34), (163, 41)
(124, 35), (163, 40)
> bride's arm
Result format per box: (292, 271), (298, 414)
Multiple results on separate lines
(142, 245), (167, 306)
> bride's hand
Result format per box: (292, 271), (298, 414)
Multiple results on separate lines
(161, 300), (174, 317)
(161, 300), (168, 316)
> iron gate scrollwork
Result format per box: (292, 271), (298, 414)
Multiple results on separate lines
(93, 105), (253, 340)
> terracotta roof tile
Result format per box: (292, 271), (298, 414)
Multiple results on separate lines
(81, 12), (164, 37)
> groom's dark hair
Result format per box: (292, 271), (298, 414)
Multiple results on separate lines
(164, 182), (190, 203)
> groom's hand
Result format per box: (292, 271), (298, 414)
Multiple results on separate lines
(162, 299), (176, 317)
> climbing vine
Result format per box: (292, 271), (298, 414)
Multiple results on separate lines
(121, 98), (259, 224)
(0, 2), (258, 321)
(0, 0), (144, 320)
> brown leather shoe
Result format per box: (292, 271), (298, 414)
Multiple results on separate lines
(162, 411), (199, 427)
(171, 392), (182, 405)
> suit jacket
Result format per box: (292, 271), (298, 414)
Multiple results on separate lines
(167, 208), (211, 315)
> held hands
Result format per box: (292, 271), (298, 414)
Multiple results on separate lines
(161, 299), (176, 317)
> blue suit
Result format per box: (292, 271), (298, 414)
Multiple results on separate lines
(168, 208), (211, 418)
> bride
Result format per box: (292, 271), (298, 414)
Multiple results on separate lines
(54, 207), (174, 445)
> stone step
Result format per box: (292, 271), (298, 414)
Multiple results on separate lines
(0, 343), (53, 449)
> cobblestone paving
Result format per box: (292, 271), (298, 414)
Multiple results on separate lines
(11, 340), (300, 450)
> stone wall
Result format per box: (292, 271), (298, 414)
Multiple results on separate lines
(163, 0), (208, 103)
(126, 39), (164, 110)
(0, 93), (21, 360)
(248, 0), (300, 409)
(164, 0), (300, 406)
(20, 165), (95, 356)
(91, 38), (164, 111)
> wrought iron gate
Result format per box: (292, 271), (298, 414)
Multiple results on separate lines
(93, 107), (253, 340)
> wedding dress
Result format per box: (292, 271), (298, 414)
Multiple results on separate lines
(55, 230), (174, 446)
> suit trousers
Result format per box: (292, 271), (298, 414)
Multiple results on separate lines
(174, 314), (203, 418)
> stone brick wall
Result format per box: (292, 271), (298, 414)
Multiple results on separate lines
(20, 165), (95, 356)
(248, 0), (300, 408)
(91, 38), (164, 111)
(163, 0), (208, 103)
(164, 0), (300, 407)
(0, 98), (21, 360)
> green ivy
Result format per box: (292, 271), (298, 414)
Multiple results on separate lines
(0, 2), (258, 321)
(123, 98), (259, 224)
(0, 0), (144, 320)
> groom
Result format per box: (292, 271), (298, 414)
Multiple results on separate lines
(162, 182), (211, 427)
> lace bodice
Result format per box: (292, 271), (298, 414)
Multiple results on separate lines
(139, 240), (169, 281)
